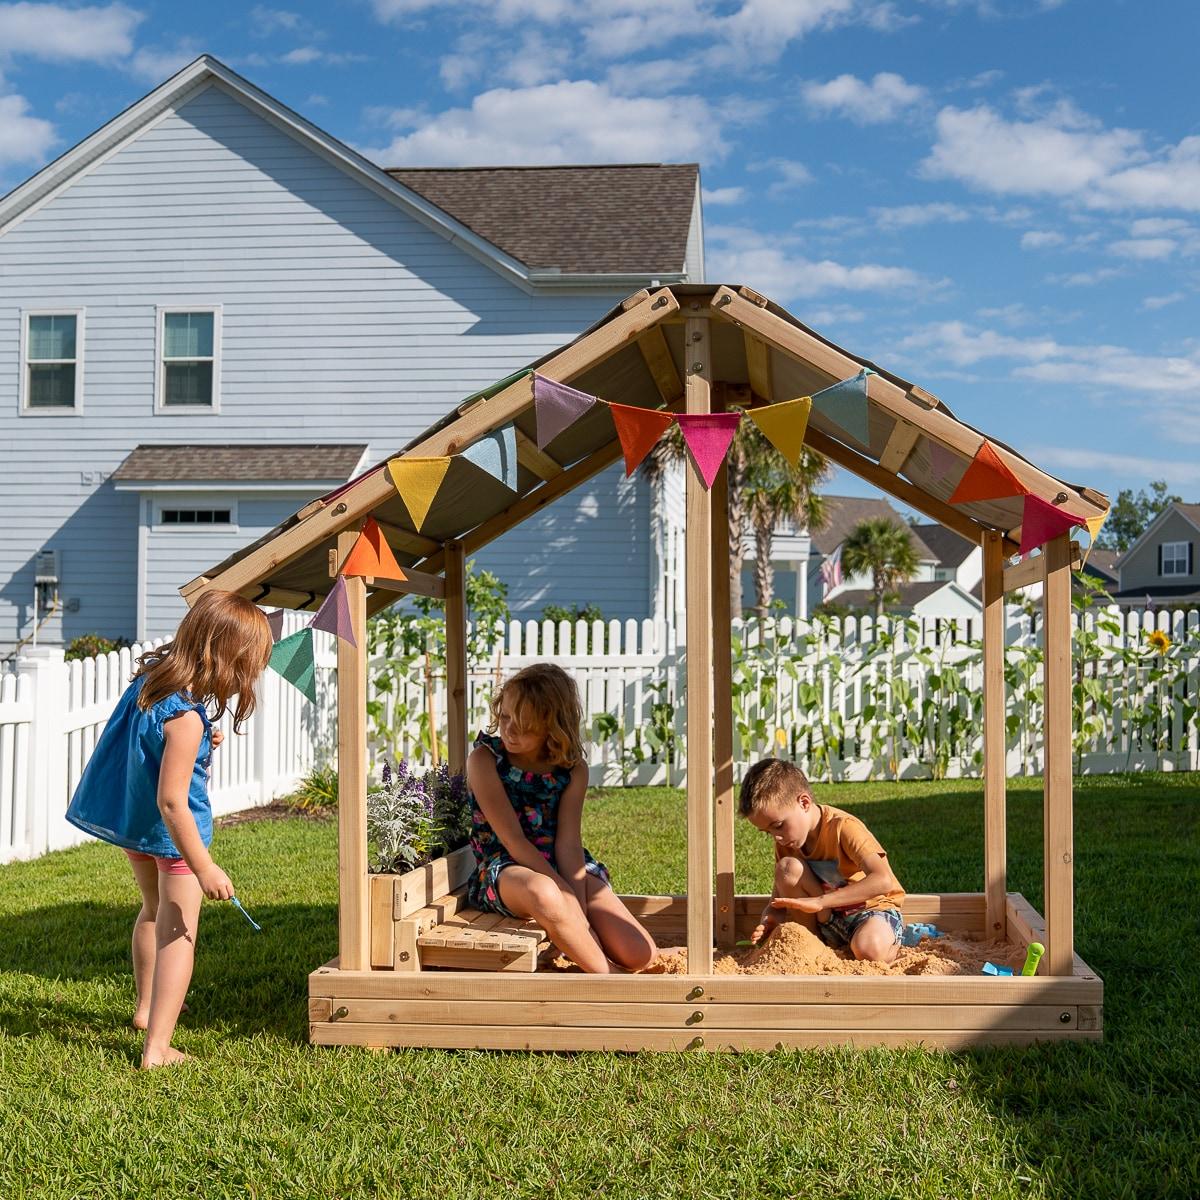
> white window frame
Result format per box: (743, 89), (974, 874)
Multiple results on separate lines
(152, 498), (239, 532)
(155, 305), (221, 414)
(1161, 540), (1189, 577)
(19, 308), (84, 415)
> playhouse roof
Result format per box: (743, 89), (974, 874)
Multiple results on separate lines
(186, 284), (1109, 612)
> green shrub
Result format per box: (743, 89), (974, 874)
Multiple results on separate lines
(288, 762), (338, 812)
(64, 634), (129, 661)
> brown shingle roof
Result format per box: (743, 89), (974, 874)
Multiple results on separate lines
(828, 580), (957, 611)
(386, 164), (698, 274)
(910, 522), (976, 568)
(113, 444), (367, 483)
(812, 496), (937, 561)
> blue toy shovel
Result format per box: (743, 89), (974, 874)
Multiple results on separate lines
(229, 895), (262, 932)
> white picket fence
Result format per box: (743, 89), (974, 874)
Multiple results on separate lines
(2, 605), (1197, 864)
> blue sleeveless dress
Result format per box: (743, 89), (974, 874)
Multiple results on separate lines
(467, 732), (610, 917)
(65, 675), (214, 858)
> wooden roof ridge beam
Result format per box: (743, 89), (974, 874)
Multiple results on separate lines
(185, 287), (680, 606)
(1003, 541), (1082, 593)
(804, 425), (1020, 556)
(710, 286), (1107, 522)
(514, 427), (563, 481)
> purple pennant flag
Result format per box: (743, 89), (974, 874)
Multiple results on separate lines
(533, 373), (597, 450)
(266, 609), (286, 643)
(309, 575), (357, 648)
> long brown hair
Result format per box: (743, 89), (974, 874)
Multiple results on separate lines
(488, 662), (584, 768)
(134, 591), (273, 732)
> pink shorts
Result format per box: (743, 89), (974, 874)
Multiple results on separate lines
(124, 848), (193, 875)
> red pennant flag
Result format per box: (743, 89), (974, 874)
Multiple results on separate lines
(675, 412), (741, 490)
(1019, 494), (1085, 557)
(339, 516), (407, 580)
(948, 440), (1026, 504)
(609, 403), (675, 477)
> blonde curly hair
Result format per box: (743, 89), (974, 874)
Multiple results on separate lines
(488, 662), (584, 768)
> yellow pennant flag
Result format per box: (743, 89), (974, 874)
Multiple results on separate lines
(1081, 509), (1109, 568)
(387, 457), (451, 531)
(747, 397), (812, 467)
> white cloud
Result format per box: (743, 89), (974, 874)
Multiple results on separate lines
(702, 186), (744, 205)
(0, 2), (142, 62)
(1143, 292), (1186, 311)
(360, 80), (726, 166)
(1109, 238), (1175, 261)
(801, 71), (926, 123)
(1027, 445), (1200, 489)
(899, 320), (1062, 367)
(871, 202), (970, 229)
(1048, 267), (1122, 287)
(249, 6), (303, 36)
(126, 42), (202, 84)
(748, 157), (813, 196)
(277, 46), (368, 66)
(1130, 217), (1190, 237)
(0, 89), (56, 167)
(1020, 230), (1065, 249)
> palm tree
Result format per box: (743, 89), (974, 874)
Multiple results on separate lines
(840, 518), (920, 618)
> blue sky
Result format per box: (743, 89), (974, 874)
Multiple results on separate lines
(2, 0), (1198, 508)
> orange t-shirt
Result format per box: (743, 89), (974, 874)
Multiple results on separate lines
(778, 804), (905, 914)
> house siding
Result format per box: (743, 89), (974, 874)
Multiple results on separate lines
(1118, 510), (1200, 591)
(1, 81), (657, 649)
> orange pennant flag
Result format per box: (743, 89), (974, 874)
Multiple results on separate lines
(339, 516), (407, 581)
(609, 403), (676, 477)
(948, 440), (1026, 504)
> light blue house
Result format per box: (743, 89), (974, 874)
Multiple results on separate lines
(0, 56), (702, 651)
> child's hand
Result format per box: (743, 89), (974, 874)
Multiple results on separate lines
(198, 863), (234, 900)
(771, 895), (825, 916)
(751, 907), (779, 945)
(211, 729), (225, 749)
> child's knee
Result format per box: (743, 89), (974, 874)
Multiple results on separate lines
(851, 918), (899, 962)
(526, 875), (571, 924)
(775, 856), (805, 889)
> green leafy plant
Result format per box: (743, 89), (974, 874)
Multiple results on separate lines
(367, 758), (469, 874)
(65, 634), (130, 661)
(288, 762), (339, 812)
(541, 602), (606, 625)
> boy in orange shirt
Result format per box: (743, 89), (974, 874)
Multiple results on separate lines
(741, 758), (905, 963)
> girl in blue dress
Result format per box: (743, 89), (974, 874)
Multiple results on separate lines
(66, 590), (272, 1067)
(467, 662), (658, 973)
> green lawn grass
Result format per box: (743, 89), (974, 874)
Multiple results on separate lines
(2, 774), (1198, 1199)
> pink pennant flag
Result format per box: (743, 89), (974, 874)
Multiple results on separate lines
(1019, 494), (1085, 557)
(266, 609), (286, 643)
(675, 412), (741, 490)
(309, 575), (357, 648)
(533, 374), (597, 449)
(928, 439), (959, 485)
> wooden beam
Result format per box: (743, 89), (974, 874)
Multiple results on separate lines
(712, 286), (1108, 524)
(186, 287), (681, 605)
(802, 425), (1021, 557)
(711, 397), (736, 951)
(685, 313), (715, 975)
(638, 327), (685, 403)
(336, 529), (370, 972)
(744, 332), (773, 404)
(982, 531), (1007, 941)
(370, 517), (441, 558)
(878, 419), (922, 475)
(365, 566), (446, 600)
(1041, 532), (1074, 976)
(1003, 541), (1082, 593)
(514, 427), (563, 481)
(242, 585), (326, 611)
(444, 540), (468, 777)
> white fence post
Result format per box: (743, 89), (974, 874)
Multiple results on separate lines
(16, 647), (69, 858)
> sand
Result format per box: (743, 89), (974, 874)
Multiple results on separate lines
(634, 921), (1026, 977)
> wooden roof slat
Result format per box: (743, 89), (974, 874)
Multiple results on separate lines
(514, 428), (563, 481)
(637, 327), (684, 403)
(878, 419), (923, 475)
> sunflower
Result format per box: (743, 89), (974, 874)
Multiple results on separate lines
(1146, 629), (1171, 654)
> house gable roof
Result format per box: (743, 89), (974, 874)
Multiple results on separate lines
(1113, 501), (1200, 572)
(388, 165), (698, 276)
(185, 284), (1109, 613)
(829, 579), (978, 612)
(813, 497), (937, 561)
(910, 522), (976, 568)
(113, 444), (368, 485)
(0, 56), (688, 292)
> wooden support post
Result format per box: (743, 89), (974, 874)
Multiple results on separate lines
(712, 414), (736, 950)
(1041, 533), (1074, 975)
(336, 529), (370, 972)
(982, 531), (1007, 940)
(685, 312), (715, 974)
(445, 540), (468, 777)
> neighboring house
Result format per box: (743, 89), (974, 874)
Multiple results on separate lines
(1111, 502), (1200, 608)
(1, 56), (702, 651)
(1081, 547), (1119, 594)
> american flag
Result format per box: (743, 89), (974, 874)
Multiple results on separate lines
(820, 543), (844, 593)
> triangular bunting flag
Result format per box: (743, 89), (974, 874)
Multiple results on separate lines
(268, 627), (317, 704)
(948, 440), (1026, 505)
(675, 412), (742, 490)
(747, 397), (812, 467)
(1019, 494), (1085, 557)
(266, 609), (286, 643)
(460, 423), (518, 491)
(386, 458), (451, 532)
(609, 403), (676, 477)
(811, 370), (870, 447)
(340, 516), (407, 580)
(533, 374), (597, 449)
(1081, 510), (1109, 568)
(309, 575), (357, 649)
(927, 439), (959, 485)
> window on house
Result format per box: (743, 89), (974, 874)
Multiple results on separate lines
(1161, 541), (1191, 576)
(158, 309), (218, 409)
(158, 507), (234, 526)
(23, 312), (82, 410)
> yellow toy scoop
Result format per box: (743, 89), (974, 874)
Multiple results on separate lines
(1020, 941), (1045, 976)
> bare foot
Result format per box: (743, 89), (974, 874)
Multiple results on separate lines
(140, 1047), (192, 1069)
(132, 1000), (188, 1030)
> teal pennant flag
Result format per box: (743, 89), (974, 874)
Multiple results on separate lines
(812, 369), (871, 449)
(460, 423), (518, 491)
(268, 627), (317, 705)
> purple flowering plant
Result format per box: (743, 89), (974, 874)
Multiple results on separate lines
(367, 757), (469, 874)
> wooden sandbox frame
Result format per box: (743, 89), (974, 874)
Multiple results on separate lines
(186, 284), (1106, 1050)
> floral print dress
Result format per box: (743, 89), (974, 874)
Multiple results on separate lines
(466, 732), (610, 917)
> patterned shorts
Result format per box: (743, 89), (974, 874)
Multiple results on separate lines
(468, 853), (611, 918)
(817, 905), (904, 949)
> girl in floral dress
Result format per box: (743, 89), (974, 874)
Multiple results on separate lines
(466, 663), (658, 973)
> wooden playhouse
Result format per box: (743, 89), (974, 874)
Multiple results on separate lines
(185, 284), (1107, 1050)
